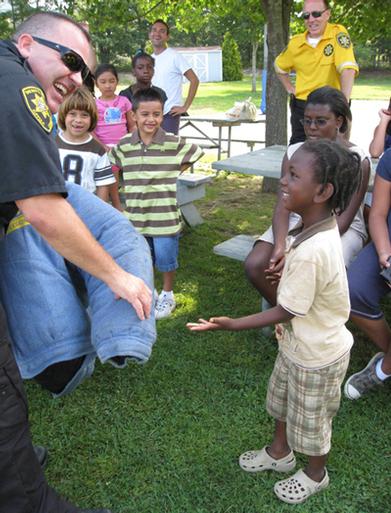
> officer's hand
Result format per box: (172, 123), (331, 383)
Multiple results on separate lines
(109, 269), (152, 320)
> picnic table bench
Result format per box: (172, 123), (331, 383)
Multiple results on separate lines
(177, 172), (214, 227)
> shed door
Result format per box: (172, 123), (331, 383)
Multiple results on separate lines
(187, 53), (208, 82)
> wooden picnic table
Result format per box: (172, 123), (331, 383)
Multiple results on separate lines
(180, 115), (265, 159)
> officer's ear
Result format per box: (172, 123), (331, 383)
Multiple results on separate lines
(15, 33), (34, 58)
(324, 8), (331, 22)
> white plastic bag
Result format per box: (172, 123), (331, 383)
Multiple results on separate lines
(225, 97), (257, 121)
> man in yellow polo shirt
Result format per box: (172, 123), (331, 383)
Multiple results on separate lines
(275, 0), (358, 143)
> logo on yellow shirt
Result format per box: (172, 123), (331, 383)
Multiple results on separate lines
(323, 43), (334, 57)
(6, 213), (30, 234)
(21, 86), (53, 133)
(336, 32), (351, 49)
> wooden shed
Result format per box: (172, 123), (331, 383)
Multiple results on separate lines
(175, 46), (223, 83)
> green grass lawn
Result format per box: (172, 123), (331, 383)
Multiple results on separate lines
(28, 173), (391, 512)
(351, 71), (391, 100)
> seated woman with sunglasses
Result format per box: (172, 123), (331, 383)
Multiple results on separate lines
(245, 86), (370, 307)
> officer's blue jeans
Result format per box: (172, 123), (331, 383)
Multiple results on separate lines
(0, 183), (156, 393)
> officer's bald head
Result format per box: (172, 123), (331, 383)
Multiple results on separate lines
(13, 12), (90, 44)
(13, 12), (94, 114)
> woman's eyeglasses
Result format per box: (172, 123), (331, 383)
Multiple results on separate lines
(302, 9), (328, 20)
(300, 118), (328, 128)
(32, 36), (94, 84)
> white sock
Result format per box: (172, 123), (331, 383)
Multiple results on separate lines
(160, 290), (174, 300)
(375, 358), (391, 381)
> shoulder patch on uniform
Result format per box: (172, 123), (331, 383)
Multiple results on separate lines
(323, 43), (334, 56)
(21, 86), (53, 133)
(336, 32), (351, 49)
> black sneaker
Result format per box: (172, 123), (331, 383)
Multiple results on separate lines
(33, 445), (48, 469)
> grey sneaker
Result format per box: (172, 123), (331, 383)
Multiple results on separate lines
(344, 352), (385, 400)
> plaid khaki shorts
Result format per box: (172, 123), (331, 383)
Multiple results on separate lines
(266, 351), (350, 456)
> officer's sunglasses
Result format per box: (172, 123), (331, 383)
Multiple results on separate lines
(300, 118), (328, 128)
(32, 36), (94, 85)
(302, 9), (328, 20)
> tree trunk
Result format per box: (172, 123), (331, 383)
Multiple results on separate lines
(261, 0), (293, 146)
(251, 41), (259, 93)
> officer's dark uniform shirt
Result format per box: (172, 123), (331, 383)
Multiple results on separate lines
(0, 40), (67, 353)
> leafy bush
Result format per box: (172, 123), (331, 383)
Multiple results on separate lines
(222, 31), (243, 81)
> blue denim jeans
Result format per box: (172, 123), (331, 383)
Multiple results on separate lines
(348, 210), (391, 319)
(0, 183), (156, 389)
(145, 235), (179, 272)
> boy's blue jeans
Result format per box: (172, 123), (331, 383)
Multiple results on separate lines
(145, 235), (179, 272)
(0, 183), (156, 393)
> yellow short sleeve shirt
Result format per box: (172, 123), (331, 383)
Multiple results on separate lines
(274, 23), (359, 100)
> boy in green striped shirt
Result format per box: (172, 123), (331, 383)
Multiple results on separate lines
(109, 88), (203, 319)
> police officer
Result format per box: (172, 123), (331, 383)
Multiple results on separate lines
(274, 0), (359, 144)
(0, 11), (151, 513)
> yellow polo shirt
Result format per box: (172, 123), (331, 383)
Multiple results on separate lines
(274, 23), (359, 100)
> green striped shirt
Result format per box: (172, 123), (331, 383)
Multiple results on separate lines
(110, 128), (203, 236)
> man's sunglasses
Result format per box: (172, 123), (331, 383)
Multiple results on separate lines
(302, 9), (328, 20)
(300, 118), (328, 128)
(32, 36), (94, 85)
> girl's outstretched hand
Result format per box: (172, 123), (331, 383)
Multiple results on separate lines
(186, 317), (233, 331)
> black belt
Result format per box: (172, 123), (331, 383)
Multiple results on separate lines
(290, 95), (306, 107)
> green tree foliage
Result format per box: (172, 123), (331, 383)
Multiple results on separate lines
(0, 0), (64, 37)
(69, 0), (151, 65)
(222, 31), (243, 81)
(125, 0), (264, 69)
(0, 0), (34, 37)
(332, 0), (389, 67)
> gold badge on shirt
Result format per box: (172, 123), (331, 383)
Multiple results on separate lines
(21, 86), (53, 133)
(336, 33), (351, 49)
(323, 43), (334, 57)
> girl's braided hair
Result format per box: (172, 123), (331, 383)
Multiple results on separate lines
(300, 139), (362, 213)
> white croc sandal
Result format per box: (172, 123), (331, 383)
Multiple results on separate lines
(239, 446), (296, 473)
(274, 468), (329, 504)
